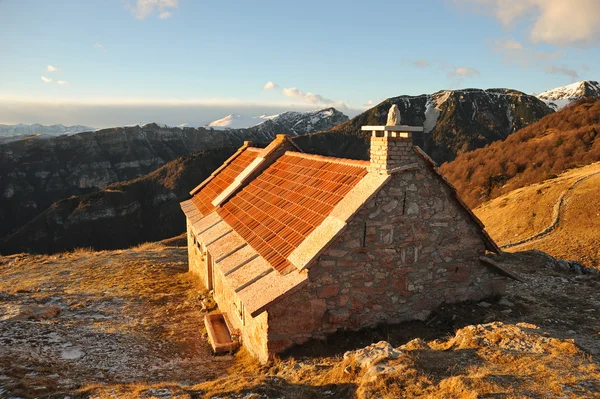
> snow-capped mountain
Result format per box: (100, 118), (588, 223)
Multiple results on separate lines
(329, 88), (553, 163)
(0, 123), (95, 138)
(207, 114), (276, 129)
(205, 108), (348, 133)
(537, 80), (600, 110)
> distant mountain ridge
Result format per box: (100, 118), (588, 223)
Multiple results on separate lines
(0, 107), (347, 238)
(205, 108), (349, 133)
(0, 123), (95, 137)
(310, 88), (553, 163)
(537, 80), (600, 110)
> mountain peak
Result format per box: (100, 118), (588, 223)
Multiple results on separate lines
(205, 108), (347, 131)
(537, 80), (600, 110)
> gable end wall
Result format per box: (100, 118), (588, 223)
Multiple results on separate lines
(266, 149), (506, 353)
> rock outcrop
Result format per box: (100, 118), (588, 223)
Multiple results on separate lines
(0, 147), (236, 254)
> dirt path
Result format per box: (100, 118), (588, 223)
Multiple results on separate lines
(501, 170), (600, 249)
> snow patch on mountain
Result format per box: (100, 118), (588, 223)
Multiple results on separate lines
(537, 81), (600, 110)
(422, 91), (454, 133)
(207, 114), (276, 130)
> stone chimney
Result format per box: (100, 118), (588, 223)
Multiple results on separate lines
(361, 105), (424, 173)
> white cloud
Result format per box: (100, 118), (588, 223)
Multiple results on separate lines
(260, 84), (348, 110)
(545, 65), (580, 80)
(281, 87), (334, 105)
(413, 59), (430, 68)
(41, 76), (70, 85)
(94, 43), (107, 52)
(448, 67), (481, 78)
(454, 0), (600, 47)
(281, 87), (348, 109)
(491, 38), (564, 67)
(129, 0), (178, 20)
(46, 65), (58, 72)
(263, 81), (278, 90)
(365, 100), (374, 106)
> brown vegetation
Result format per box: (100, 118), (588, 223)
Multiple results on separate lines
(476, 162), (600, 268)
(441, 98), (600, 207)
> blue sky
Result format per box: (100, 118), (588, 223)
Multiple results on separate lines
(1, 0), (599, 127)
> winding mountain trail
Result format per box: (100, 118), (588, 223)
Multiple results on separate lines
(475, 162), (600, 268)
(501, 169), (600, 249)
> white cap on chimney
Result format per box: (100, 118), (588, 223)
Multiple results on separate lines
(386, 104), (401, 126)
(362, 104), (423, 133)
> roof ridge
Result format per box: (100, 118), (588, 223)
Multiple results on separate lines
(284, 150), (370, 167)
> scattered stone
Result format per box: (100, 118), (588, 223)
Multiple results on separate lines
(566, 330), (576, 335)
(478, 301), (492, 308)
(497, 298), (514, 307)
(343, 341), (401, 369)
(14, 304), (61, 320)
(61, 348), (85, 360)
(399, 338), (427, 351)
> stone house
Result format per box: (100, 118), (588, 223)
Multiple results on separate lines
(180, 107), (515, 363)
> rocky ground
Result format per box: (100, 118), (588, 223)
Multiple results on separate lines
(0, 244), (233, 398)
(1, 246), (599, 398)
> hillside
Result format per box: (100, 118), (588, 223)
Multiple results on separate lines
(0, 147), (237, 254)
(475, 162), (600, 268)
(0, 108), (345, 239)
(311, 88), (552, 163)
(1, 245), (599, 398)
(441, 98), (600, 208)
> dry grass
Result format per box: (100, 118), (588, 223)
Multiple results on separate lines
(475, 162), (600, 268)
(131, 241), (167, 251)
(2, 247), (600, 398)
(0, 247), (234, 398)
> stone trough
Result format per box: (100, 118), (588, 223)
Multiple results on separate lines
(204, 313), (239, 353)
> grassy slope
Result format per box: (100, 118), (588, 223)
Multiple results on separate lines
(475, 162), (600, 268)
(441, 98), (600, 208)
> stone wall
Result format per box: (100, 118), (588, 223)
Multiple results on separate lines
(187, 222), (270, 362)
(265, 147), (506, 354)
(369, 134), (412, 173)
(187, 221), (208, 285)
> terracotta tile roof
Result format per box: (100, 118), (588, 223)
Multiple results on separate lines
(191, 147), (261, 215)
(218, 151), (369, 273)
